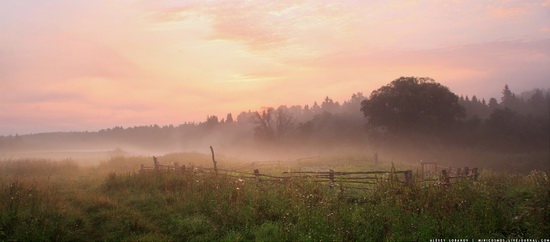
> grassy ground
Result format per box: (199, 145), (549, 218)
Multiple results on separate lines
(0, 154), (548, 241)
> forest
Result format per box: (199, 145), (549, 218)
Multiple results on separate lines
(1, 77), (549, 172)
(1, 77), (549, 241)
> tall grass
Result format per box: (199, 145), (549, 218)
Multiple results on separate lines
(0, 156), (548, 241)
(97, 169), (549, 241)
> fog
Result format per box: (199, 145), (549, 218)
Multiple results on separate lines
(1, 81), (549, 173)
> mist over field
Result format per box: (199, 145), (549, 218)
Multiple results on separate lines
(2, 79), (549, 172)
(0, 82), (549, 240)
(1, 0), (550, 241)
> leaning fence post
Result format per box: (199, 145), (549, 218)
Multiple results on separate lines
(210, 146), (218, 175)
(404, 170), (413, 184)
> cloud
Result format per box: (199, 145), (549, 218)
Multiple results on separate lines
(289, 39), (550, 98)
(2, 0), (550, 135)
(145, 1), (358, 52)
(489, 6), (527, 18)
(0, 33), (151, 105)
(0, 29), (209, 134)
(2, 34), (144, 82)
(147, 5), (196, 22)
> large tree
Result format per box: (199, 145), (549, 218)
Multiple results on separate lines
(250, 106), (294, 141)
(360, 77), (464, 135)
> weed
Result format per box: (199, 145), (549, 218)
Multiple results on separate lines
(0, 156), (548, 240)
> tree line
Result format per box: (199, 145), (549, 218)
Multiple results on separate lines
(1, 77), (548, 156)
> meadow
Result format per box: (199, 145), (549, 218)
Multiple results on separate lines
(0, 153), (548, 241)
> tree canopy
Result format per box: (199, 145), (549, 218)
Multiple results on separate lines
(360, 77), (464, 134)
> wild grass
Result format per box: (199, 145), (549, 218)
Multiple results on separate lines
(0, 155), (548, 241)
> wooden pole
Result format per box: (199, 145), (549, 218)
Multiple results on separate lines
(441, 169), (450, 186)
(254, 169), (260, 180)
(404, 170), (413, 184)
(153, 156), (159, 171)
(329, 169), (335, 188)
(210, 146), (218, 175)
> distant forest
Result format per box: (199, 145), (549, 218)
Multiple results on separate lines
(1, 77), (549, 169)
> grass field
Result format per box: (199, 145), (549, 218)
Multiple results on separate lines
(0, 153), (548, 241)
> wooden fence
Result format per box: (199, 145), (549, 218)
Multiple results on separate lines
(140, 156), (417, 190)
(140, 163), (413, 190)
(140, 150), (479, 190)
(420, 161), (480, 185)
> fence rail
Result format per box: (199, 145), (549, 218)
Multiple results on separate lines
(140, 160), (416, 190)
(140, 149), (479, 190)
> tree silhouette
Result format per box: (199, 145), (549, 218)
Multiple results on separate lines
(501, 84), (522, 111)
(360, 77), (464, 135)
(204, 115), (219, 129)
(321, 96), (340, 113)
(250, 107), (294, 141)
(488, 98), (499, 112)
(226, 113), (234, 123)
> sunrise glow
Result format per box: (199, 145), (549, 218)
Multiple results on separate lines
(1, 0), (549, 135)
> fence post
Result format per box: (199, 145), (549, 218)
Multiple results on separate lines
(420, 161), (425, 178)
(140, 164), (144, 172)
(472, 168), (479, 181)
(441, 169), (450, 186)
(404, 170), (413, 184)
(464, 167), (470, 177)
(329, 169), (335, 188)
(254, 169), (260, 181)
(210, 146), (218, 175)
(457, 167), (462, 177)
(153, 156), (159, 171)
(173, 162), (179, 171)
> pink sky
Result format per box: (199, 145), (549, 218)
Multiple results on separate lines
(1, 0), (549, 135)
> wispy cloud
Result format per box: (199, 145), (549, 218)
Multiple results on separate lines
(145, 1), (358, 52)
(1, 0), (549, 134)
(490, 6), (527, 18)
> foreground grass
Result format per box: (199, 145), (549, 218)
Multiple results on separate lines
(0, 155), (549, 241)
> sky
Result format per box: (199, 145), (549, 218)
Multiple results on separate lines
(1, 0), (549, 135)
